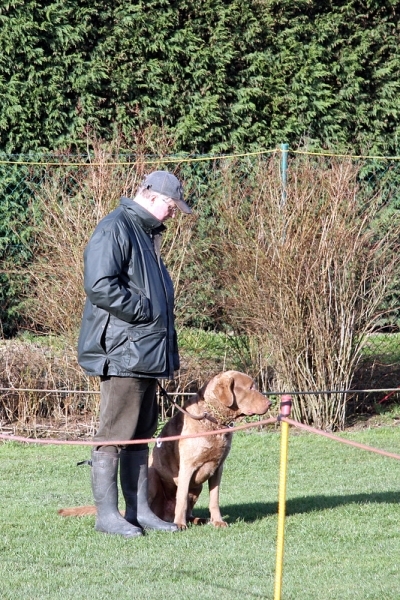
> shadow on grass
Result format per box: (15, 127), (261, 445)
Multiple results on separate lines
(193, 491), (400, 523)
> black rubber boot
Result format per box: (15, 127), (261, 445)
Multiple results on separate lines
(120, 448), (178, 532)
(91, 450), (143, 538)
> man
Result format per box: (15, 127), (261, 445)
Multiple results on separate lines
(78, 170), (192, 538)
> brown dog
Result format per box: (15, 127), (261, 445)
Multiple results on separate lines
(58, 371), (271, 527)
(148, 370), (271, 529)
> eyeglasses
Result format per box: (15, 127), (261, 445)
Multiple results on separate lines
(161, 197), (177, 213)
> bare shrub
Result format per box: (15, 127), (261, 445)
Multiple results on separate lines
(0, 339), (99, 437)
(13, 144), (400, 432)
(159, 210), (198, 324)
(6, 134), (201, 433)
(23, 132), (199, 338)
(213, 155), (400, 430)
(24, 137), (142, 336)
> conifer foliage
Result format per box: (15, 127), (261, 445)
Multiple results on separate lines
(0, 0), (400, 154)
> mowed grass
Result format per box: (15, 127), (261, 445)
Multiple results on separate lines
(1, 426), (400, 600)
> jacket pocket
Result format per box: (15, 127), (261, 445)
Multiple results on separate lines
(123, 327), (167, 374)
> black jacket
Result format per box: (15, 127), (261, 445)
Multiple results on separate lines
(78, 197), (179, 378)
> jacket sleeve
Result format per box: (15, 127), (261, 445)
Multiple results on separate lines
(83, 226), (151, 324)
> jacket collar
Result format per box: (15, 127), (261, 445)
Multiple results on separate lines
(120, 196), (166, 234)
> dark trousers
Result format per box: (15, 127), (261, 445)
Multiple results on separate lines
(94, 377), (158, 452)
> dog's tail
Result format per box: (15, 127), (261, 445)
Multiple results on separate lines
(58, 505), (127, 517)
(58, 506), (97, 517)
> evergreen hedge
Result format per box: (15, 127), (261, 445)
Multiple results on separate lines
(1, 0), (400, 336)
(1, 0), (400, 154)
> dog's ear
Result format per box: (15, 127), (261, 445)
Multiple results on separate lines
(215, 375), (235, 407)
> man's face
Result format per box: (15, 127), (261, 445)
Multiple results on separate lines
(150, 193), (178, 222)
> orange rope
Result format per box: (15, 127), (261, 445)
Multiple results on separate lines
(282, 417), (400, 461)
(2, 416), (400, 461)
(0, 417), (278, 446)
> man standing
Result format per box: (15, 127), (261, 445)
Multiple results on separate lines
(78, 170), (192, 537)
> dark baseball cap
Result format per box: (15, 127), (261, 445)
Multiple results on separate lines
(142, 170), (192, 214)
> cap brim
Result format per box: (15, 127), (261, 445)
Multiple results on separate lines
(173, 198), (192, 214)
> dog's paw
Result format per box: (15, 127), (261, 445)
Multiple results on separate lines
(211, 520), (228, 528)
(174, 521), (188, 530)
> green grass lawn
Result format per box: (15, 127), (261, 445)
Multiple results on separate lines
(1, 427), (400, 600)
(361, 332), (400, 363)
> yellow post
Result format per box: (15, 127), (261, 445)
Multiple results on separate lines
(274, 395), (292, 600)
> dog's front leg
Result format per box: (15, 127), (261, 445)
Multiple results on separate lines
(208, 464), (228, 527)
(174, 463), (195, 530)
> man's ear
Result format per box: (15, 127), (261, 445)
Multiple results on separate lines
(215, 375), (235, 407)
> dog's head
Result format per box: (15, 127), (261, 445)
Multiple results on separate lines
(204, 370), (271, 417)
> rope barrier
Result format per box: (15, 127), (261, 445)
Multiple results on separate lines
(282, 417), (400, 461)
(0, 386), (399, 395)
(0, 148), (277, 167)
(2, 395), (398, 600)
(290, 149), (400, 160)
(2, 145), (400, 166)
(274, 401), (400, 600)
(378, 386), (400, 405)
(2, 410), (399, 460)
(0, 387), (99, 394)
(0, 416), (278, 446)
(274, 396), (292, 600)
